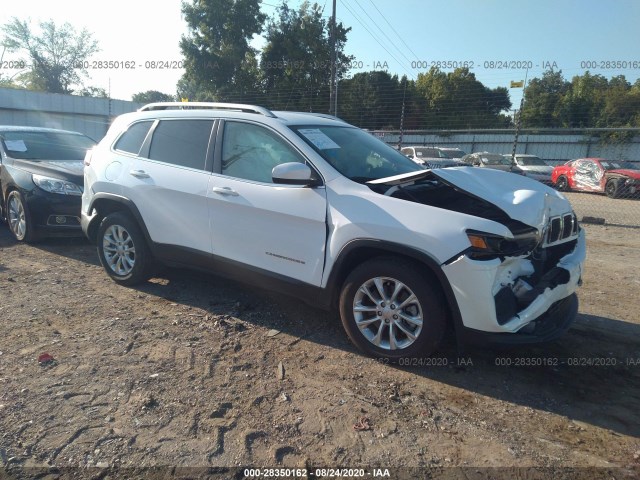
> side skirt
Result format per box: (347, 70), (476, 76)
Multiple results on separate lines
(151, 243), (333, 311)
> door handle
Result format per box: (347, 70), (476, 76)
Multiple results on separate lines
(129, 169), (150, 179)
(211, 186), (239, 196)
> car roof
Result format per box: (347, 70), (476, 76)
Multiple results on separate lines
(0, 125), (88, 135)
(127, 103), (350, 128)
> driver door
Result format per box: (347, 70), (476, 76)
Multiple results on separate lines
(207, 121), (327, 286)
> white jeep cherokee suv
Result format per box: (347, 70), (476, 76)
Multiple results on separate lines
(82, 102), (585, 359)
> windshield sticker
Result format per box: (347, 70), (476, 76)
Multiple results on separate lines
(298, 129), (340, 150)
(5, 140), (27, 152)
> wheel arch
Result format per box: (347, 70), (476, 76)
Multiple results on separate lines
(85, 193), (152, 246)
(325, 240), (463, 332)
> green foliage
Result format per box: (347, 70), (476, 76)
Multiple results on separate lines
(1, 18), (99, 94)
(339, 72), (405, 129)
(179, 0), (266, 101)
(132, 90), (175, 103)
(415, 67), (512, 129)
(520, 70), (568, 128)
(260, 1), (351, 111)
(522, 70), (640, 130)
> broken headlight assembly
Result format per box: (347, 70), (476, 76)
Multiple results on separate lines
(465, 228), (540, 260)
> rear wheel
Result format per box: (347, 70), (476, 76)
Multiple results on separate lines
(339, 258), (446, 360)
(555, 175), (569, 192)
(6, 190), (38, 242)
(605, 178), (621, 199)
(97, 212), (153, 285)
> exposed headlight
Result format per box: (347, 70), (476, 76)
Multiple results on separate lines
(32, 174), (83, 196)
(466, 229), (540, 260)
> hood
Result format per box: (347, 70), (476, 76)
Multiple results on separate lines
(13, 159), (84, 181)
(609, 169), (640, 179)
(520, 165), (554, 174)
(482, 164), (523, 173)
(369, 167), (572, 232)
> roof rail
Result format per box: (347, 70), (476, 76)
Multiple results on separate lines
(138, 102), (276, 118)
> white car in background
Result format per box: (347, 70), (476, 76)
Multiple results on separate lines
(401, 146), (463, 169)
(505, 154), (554, 185)
(82, 102), (585, 360)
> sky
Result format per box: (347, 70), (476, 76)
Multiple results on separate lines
(1, 0), (640, 107)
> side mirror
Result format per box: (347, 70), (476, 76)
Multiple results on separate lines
(272, 162), (321, 186)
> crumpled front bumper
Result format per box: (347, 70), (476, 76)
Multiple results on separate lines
(442, 228), (586, 341)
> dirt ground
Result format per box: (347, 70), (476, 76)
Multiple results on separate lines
(0, 222), (639, 479)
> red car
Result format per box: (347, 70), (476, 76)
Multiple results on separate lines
(551, 158), (640, 198)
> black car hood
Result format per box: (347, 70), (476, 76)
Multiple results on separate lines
(12, 159), (84, 182)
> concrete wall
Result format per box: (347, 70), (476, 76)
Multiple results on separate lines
(375, 130), (640, 162)
(0, 88), (141, 141)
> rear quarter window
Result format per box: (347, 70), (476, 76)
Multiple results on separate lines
(114, 121), (153, 155)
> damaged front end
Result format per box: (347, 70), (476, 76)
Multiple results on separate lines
(443, 218), (584, 341)
(367, 168), (586, 343)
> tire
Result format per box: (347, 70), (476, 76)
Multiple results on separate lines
(339, 257), (446, 360)
(97, 212), (153, 285)
(605, 179), (621, 199)
(6, 190), (38, 242)
(555, 175), (569, 192)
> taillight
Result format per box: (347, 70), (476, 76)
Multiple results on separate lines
(84, 149), (93, 166)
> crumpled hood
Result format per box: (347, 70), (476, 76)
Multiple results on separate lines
(609, 169), (640, 180)
(432, 167), (572, 231)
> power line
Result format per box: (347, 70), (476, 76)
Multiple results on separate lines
(341, 0), (415, 79)
(350, 0), (414, 66)
(367, 0), (421, 61)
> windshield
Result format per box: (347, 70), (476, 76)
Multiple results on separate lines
(0, 131), (96, 160)
(442, 149), (465, 158)
(601, 160), (639, 171)
(291, 126), (422, 182)
(481, 154), (512, 165)
(515, 156), (546, 166)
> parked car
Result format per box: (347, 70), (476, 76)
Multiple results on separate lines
(401, 146), (463, 168)
(551, 157), (640, 198)
(82, 102), (585, 360)
(0, 126), (96, 241)
(460, 152), (524, 175)
(438, 147), (467, 159)
(504, 154), (554, 184)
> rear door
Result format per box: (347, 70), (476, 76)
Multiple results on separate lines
(207, 120), (327, 286)
(126, 118), (216, 253)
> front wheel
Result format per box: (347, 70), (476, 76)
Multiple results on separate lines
(97, 212), (153, 285)
(339, 258), (446, 360)
(555, 175), (569, 192)
(6, 190), (38, 242)
(605, 179), (621, 199)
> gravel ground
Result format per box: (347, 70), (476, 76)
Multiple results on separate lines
(0, 221), (638, 480)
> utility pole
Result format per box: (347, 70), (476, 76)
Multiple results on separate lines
(510, 68), (529, 169)
(329, 0), (337, 116)
(399, 80), (406, 150)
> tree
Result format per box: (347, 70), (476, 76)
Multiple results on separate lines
(78, 86), (108, 98)
(520, 70), (569, 128)
(415, 67), (511, 129)
(339, 71), (403, 129)
(179, 0), (266, 101)
(557, 71), (608, 128)
(260, 1), (351, 112)
(1, 18), (99, 94)
(132, 90), (175, 103)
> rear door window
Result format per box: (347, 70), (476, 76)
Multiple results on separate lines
(148, 119), (214, 170)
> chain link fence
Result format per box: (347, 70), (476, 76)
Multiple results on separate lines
(377, 128), (640, 228)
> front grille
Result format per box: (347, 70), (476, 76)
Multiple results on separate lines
(545, 213), (578, 245)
